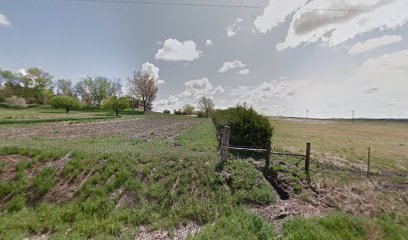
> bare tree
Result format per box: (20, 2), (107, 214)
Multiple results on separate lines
(128, 71), (158, 112)
(198, 96), (215, 118)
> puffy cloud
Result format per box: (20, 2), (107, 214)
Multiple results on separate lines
(141, 62), (159, 80)
(154, 78), (224, 112)
(226, 18), (243, 37)
(255, 0), (408, 50)
(349, 35), (403, 54)
(218, 60), (246, 73)
(0, 14), (11, 27)
(238, 69), (250, 75)
(253, 0), (307, 33)
(157, 79), (166, 85)
(155, 39), (202, 62)
(206, 39), (213, 46)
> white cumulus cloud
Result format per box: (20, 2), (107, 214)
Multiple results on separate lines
(219, 60), (246, 73)
(0, 14), (11, 27)
(154, 78), (225, 112)
(254, 0), (408, 51)
(226, 18), (243, 37)
(253, 0), (307, 33)
(238, 69), (250, 75)
(155, 38), (202, 62)
(206, 39), (213, 46)
(349, 35), (403, 54)
(141, 62), (160, 80)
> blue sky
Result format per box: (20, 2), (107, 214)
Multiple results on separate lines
(1, 0), (408, 118)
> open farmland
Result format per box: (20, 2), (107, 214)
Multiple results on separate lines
(270, 117), (408, 175)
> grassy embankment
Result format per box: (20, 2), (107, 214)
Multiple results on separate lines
(0, 107), (406, 239)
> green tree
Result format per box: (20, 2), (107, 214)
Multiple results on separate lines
(49, 95), (80, 113)
(55, 79), (74, 96)
(198, 96), (215, 118)
(182, 104), (195, 115)
(102, 96), (129, 116)
(74, 78), (94, 106)
(75, 77), (122, 107)
(25, 68), (53, 104)
(128, 71), (158, 112)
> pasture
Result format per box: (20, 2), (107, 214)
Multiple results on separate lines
(270, 117), (408, 174)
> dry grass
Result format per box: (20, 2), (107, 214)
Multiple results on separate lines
(269, 117), (408, 173)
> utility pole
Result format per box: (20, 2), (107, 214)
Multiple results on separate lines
(351, 110), (355, 124)
(306, 109), (309, 119)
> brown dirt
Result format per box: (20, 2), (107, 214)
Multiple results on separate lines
(0, 117), (203, 141)
(0, 154), (31, 181)
(135, 222), (201, 240)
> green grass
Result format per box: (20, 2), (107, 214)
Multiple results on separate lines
(191, 208), (275, 240)
(223, 160), (275, 204)
(0, 119), (234, 238)
(281, 213), (408, 240)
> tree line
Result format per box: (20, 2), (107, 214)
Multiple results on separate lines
(0, 67), (158, 115)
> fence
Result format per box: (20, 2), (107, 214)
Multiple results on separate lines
(220, 126), (312, 184)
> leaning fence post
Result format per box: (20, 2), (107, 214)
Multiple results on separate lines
(221, 126), (231, 163)
(367, 147), (371, 178)
(264, 138), (272, 174)
(305, 142), (311, 184)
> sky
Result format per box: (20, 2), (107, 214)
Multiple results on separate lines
(1, 0), (408, 118)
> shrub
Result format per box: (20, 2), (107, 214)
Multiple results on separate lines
(196, 111), (206, 118)
(5, 96), (28, 109)
(174, 109), (183, 115)
(49, 95), (80, 113)
(163, 109), (171, 114)
(102, 96), (129, 116)
(182, 104), (195, 115)
(212, 104), (273, 147)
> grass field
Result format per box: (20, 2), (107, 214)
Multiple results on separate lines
(0, 107), (407, 239)
(270, 117), (408, 174)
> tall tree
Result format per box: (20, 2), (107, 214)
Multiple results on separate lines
(198, 96), (215, 118)
(56, 79), (74, 96)
(25, 68), (53, 104)
(74, 78), (94, 106)
(128, 71), (158, 112)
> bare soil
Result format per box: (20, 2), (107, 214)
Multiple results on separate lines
(0, 154), (31, 181)
(0, 117), (203, 141)
(135, 222), (201, 240)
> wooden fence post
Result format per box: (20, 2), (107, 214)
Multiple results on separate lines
(264, 139), (272, 174)
(305, 142), (311, 184)
(221, 126), (231, 163)
(367, 147), (371, 178)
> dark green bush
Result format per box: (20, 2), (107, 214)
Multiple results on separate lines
(212, 105), (273, 147)
(196, 111), (206, 118)
(174, 109), (183, 115)
(163, 109), (170, 114)
(49, 95), (80, 113)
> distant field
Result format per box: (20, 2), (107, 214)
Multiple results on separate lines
(0, 106), (110, 121)
(269, 117), (408, 173)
